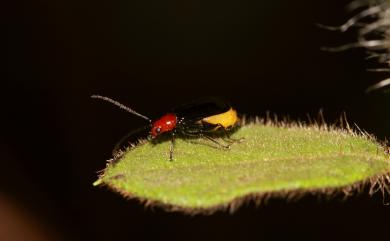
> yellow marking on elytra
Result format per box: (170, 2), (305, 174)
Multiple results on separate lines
(202, 108), (238, 128)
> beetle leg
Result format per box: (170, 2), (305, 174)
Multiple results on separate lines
(215, 124), (244, 144)
(223, 135), (245, 144)
(203, 135), (231, 149)
(179, 123), (231, 149)
(169, 132), (175, 161)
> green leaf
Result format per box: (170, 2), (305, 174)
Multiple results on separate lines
(94, 123), (390, 213)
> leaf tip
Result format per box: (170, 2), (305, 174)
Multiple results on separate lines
(93, 179), (103, 187)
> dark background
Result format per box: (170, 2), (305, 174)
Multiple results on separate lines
(3, 0), (390, 240)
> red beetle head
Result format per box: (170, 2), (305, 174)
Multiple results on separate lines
(150, 113), (177, 138)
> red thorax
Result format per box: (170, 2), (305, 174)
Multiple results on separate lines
(151, 113), (177, 138)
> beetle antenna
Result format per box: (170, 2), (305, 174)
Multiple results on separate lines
(91, 95), (151, 122)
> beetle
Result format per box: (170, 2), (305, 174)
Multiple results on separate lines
(91, 95), (241, 160)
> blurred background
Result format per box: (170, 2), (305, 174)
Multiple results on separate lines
(3, 0), (390, 240)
